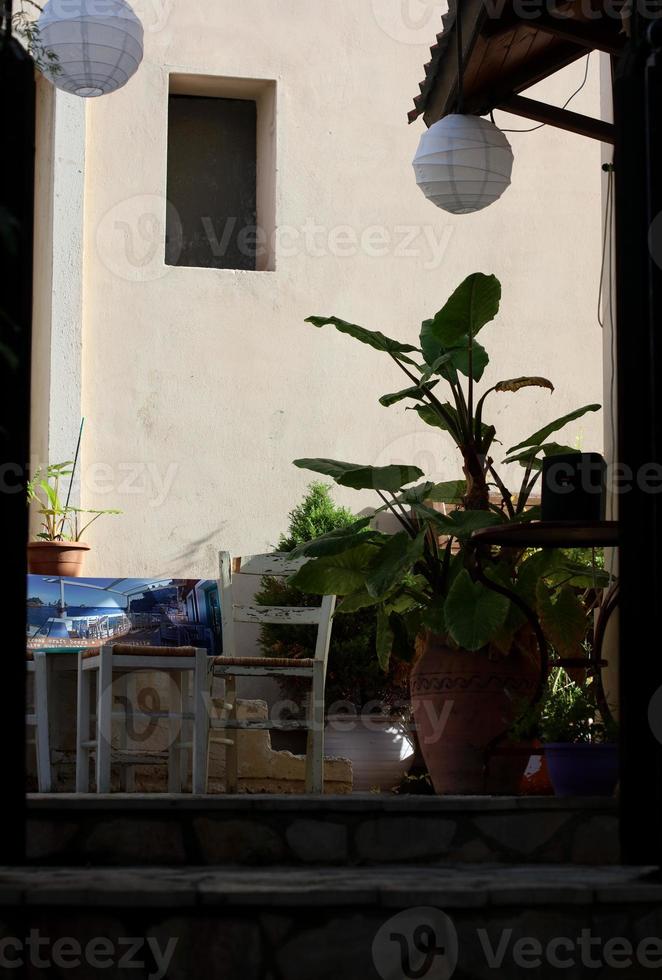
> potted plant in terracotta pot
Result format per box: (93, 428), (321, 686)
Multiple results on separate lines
(538, 668), (619, 798)
(286, 272), (604, 794)
(256, 482), (415, 792)
(27, 460), (120, 577)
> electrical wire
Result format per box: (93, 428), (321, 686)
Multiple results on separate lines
(597, 122), (618, 563)
(598, 163), (617, 491)
(490, 53), (592, 133)
(598, 167), (613, 330)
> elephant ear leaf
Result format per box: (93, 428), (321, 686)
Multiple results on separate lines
(365, 529), (426, 599)
(447, 338), (489, 382)
(432, 509), (504, 539)
(494, 377), (554, 394)
(536, 582), (587, 659)
(288, 517), (376, 559)
(293, 458), (424, 491)
(305, 315), (419, 364)
(379, 381), (438, 407)
(394, 480), (466, 506)
(288, 543), (379, 595)
(376, 606), (394, 671)
(507, 404), (601, 454)
(502, 442), (578, 467)
(444, 569), (510, 651)
(422, 273), (501, 350)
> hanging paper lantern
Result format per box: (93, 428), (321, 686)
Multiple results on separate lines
(413, 114), (514, 215)
(37, 0), (143, 98)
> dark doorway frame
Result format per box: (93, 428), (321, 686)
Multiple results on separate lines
(3, 3), (662, 867)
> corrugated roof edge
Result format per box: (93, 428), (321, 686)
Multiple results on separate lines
(407, 0), (457, 124)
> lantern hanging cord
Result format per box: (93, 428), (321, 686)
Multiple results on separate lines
(490, 52), (591, 133)
(456, 3), (464, 114)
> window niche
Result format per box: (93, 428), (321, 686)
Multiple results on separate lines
(166, 74), (276, 272)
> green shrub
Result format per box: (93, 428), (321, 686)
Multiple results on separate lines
(539, 668), (618, 744)
(512, 666), (618, 744)
(256, 483), (410, 714)
(277, 481), (355, 551)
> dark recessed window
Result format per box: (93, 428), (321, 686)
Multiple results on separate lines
(166, 95), (257, 270)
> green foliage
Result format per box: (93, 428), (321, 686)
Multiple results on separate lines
(289, 542), (381, 596)
(422, 272), (501, 349)
(539, 669), (618, 744)
(293, 273), (604, 664)
(379, 382), (439, 407)
(536, 582), (588, 659)
(304, 315), (419, 363)
(28, 461), (120, 542)
(506, 405), (601, 455)
(257, 484), (411, 713)
(444, 569), (510, 651)
(396, 481), (466, 506)
(292, 460), (424, 492)
(277, 481), (355, 551)
(510, 667), (618, 745)
(363, 529), (427, 599)
(9, 3), (62, 74)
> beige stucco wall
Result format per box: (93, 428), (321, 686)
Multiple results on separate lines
(32, 0), (606, 578)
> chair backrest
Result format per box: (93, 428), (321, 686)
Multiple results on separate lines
(218, 551), (336, 668)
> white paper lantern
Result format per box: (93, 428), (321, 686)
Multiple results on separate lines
(413, 114), (514, 215)
(37, 0), (143, 98)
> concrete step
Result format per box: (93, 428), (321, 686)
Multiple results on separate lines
(0, 864), (659, 978)
(27, 793), (618, 866)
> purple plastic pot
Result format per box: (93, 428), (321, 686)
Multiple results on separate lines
(544, 743), (619, 798)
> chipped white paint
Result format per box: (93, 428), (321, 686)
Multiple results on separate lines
(233, 605), (323, 626)
(206, 551), (336, 792)
(234, 554), (309, 576)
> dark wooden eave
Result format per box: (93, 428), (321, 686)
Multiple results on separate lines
(409, 0), (626, 143)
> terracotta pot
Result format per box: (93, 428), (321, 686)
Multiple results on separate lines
(27, 540), (90, 577)
(519, 740), (554, 796)
(410, 631), (539, 795)
(325, 713), (415, 792)
(485, 742), (539, 795)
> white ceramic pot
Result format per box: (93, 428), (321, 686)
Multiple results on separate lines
(325, 713), (415, 792)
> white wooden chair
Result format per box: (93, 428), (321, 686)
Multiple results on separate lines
(76, 644), (210, 793)
(193, 552), (336, 794)
(26, 651), (52, 793)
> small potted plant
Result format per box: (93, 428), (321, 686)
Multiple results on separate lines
(256, 482), (415, 791)
(27, 460), (120, 577)
(539, 668), (619, 797)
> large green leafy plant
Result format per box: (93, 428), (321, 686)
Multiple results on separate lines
(287, 273), (603, 666)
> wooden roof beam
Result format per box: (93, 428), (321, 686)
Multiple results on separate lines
(459, 40), (588, 119)
(482, 9), (625, 56)
(497, 93), (615, 143)
(519, 12), (626, 56)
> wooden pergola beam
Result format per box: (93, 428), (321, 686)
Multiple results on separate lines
(529, 13), (626, 56)
(483, 11), (626, 57)
(497, 93), (616, 143)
